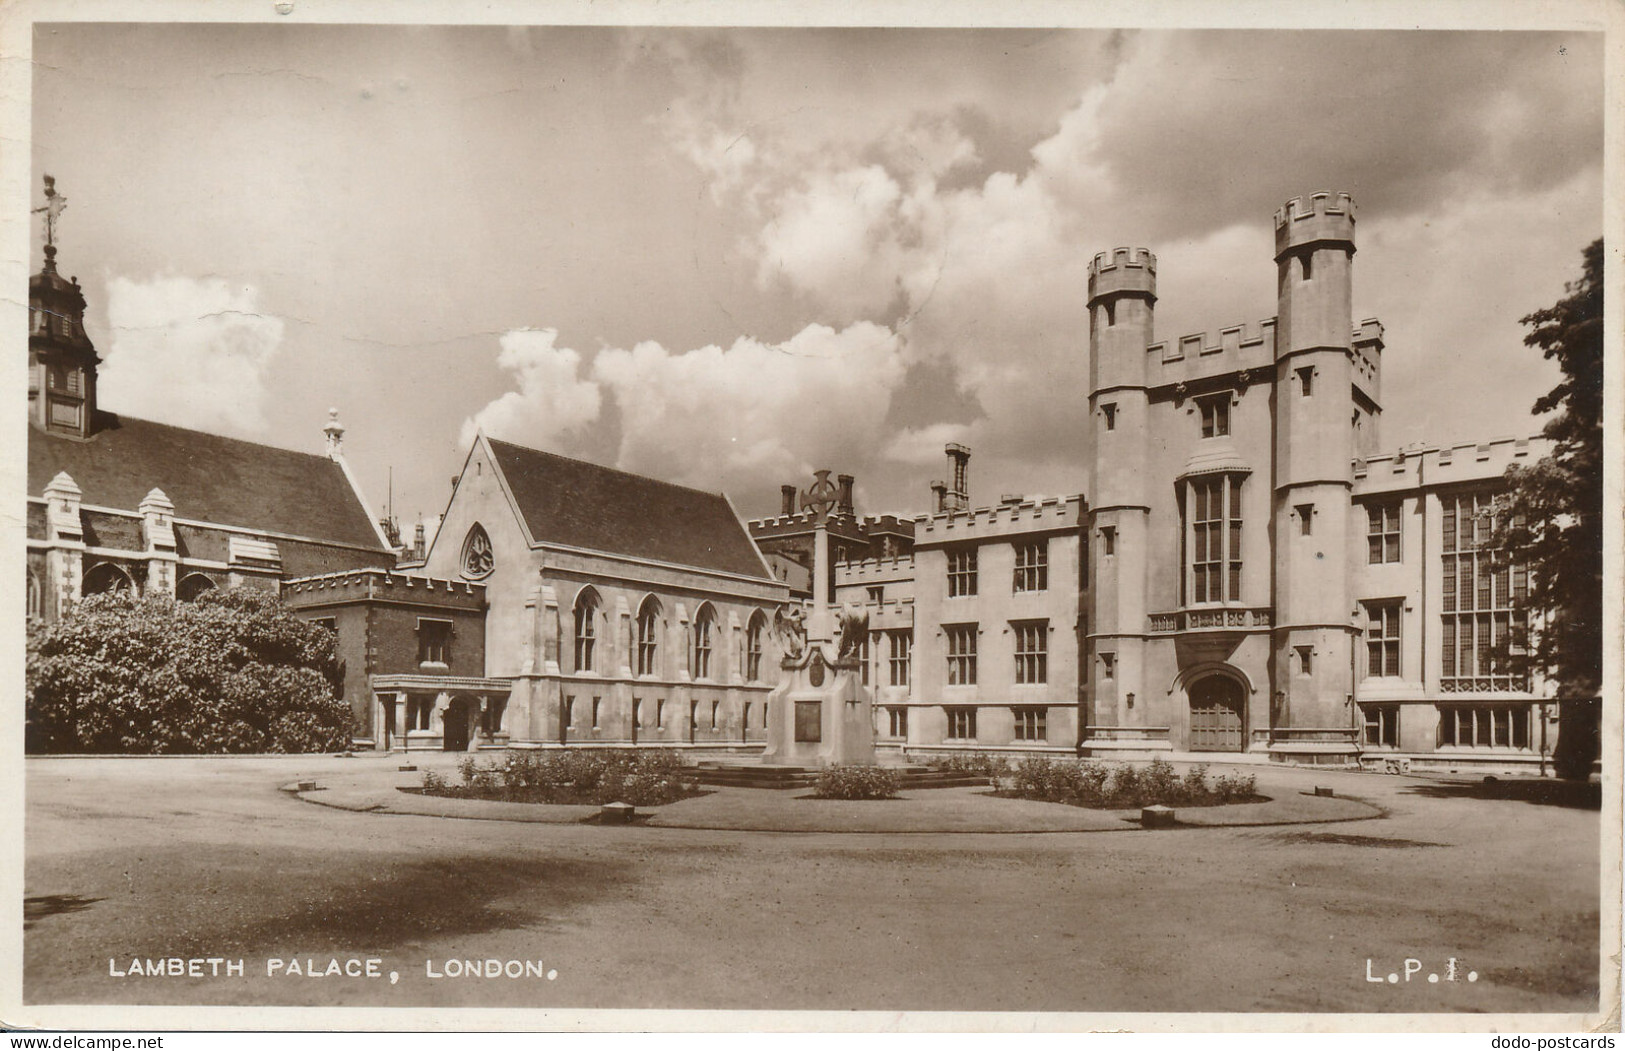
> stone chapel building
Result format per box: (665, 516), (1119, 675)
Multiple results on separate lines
(410, 434), (791, 749)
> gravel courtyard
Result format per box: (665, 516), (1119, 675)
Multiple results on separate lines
(22, 753), (1603, 1018)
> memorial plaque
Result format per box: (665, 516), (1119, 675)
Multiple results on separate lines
(794, 701), (822, 742)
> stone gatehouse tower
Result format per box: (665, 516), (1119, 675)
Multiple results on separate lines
(1080, 192), (1547, 763)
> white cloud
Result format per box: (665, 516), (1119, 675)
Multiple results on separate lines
(459, 328), (602, 449)
(756, 165), (913, 318)
(592, 321), (907, 493)
(650, 29), (1602, 505)
(458, 320), (910, 498)
(99, 275), (285, 435)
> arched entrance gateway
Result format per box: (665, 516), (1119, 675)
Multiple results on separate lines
(1187, 674), (1246, 751)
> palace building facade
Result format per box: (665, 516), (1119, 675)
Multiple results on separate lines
(824, 193), (1558, 770)
(29, 183), (1566, 769)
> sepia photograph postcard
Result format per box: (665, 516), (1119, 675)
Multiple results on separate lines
(2, 0), (1619, 1036)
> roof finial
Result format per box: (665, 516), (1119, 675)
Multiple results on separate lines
(323, 407), (345, 459)
(33, 175), (66, 270)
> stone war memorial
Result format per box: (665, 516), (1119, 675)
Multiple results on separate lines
(760, 470), (875, 767)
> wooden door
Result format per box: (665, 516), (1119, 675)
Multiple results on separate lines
(1188, 677), (1244, 751)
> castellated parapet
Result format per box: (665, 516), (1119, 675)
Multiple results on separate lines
(1150, 318), (1278, 364)
(916, 494), (1081, 543)
(1087, 247), (1157, 304)
(283, 567), (487, 609)
(1273, 192), (1356, 259)
(835, 553), (915, 579)
(1353, 435), (1541, 494)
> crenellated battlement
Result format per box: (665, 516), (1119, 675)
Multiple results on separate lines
(1353, 434), (1544, 493)
(1149, 318), (1277, 364)
(1087, 247), (1157, 304)
(1088, 247), (1157, 275)
(283, 567), (486, 605)
(1274, 192), (1356, 257)
(1274, 191), (1355, 228)
(916, 493), (1082, 542)
(1353, 318), (1385, 346)
(835, 553), (916, 578)
(747, 509), (819, 529)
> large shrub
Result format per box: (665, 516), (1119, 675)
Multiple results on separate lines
(26, 589), (351, 754)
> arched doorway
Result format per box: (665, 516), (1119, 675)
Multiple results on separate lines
(1188, 675), (1245, 751)
(443, 698), (471, 752)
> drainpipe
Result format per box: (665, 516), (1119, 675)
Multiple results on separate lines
(1417, 454), (1426, 741)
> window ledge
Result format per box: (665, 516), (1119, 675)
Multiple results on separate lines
(1430, 746), (1538, 756)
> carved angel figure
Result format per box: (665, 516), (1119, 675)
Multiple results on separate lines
(836, 602), (869, 660)
(773, 604), (807, 659)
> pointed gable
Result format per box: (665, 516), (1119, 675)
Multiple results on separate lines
(484, 438), (772, 580)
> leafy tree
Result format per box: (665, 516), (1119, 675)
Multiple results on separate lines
(1497, 239), (1603, 704)
(26, 587), (352, 754)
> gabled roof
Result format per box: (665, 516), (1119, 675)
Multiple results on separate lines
(484, 438), (774, 580)
(28, 413), (387, 550)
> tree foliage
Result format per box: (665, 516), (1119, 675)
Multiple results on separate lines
(26, 587), (352, 754)
(1498, 239), (1603, 700)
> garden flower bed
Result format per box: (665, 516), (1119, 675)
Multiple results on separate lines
(924, 753), (1263, 809)
(418, 749), (705, 807)
(808, 764), (901, 799)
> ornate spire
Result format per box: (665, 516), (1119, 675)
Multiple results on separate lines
(33, 175), (66, 272)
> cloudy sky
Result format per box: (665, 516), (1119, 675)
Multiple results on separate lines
(29, 21), (1604, 530)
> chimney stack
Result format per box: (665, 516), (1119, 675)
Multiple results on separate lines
(413, 522), (426, 561)
(836, 474), (855, 515)
(780, 484), (798, 516)
(930, 480), (948, 514)
(944, 443), (971, 512)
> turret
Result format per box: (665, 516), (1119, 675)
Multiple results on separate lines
(1271, 192), (1359, 737)
(28, 176), (99, 439)
(1274, 192), (1355, 358)
(1086, 248), (1156, 394)
(1084, 248), (1156, 739)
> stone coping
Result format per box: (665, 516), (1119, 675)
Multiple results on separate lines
(288, 764), (1383, 834)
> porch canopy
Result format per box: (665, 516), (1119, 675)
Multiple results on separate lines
(370, 674), (514, 752)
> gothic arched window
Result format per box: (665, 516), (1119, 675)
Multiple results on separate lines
(691, 604), (716, 680)
(745, 611), (767, 683)
(573, 587), (599, 673)
(636, 597), (662, 677)
(461, 523), (494, 580)
(26, 570), (42, 621)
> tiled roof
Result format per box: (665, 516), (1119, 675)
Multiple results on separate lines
(485, 438), (773, 580)
(28, 414), (387, 550)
